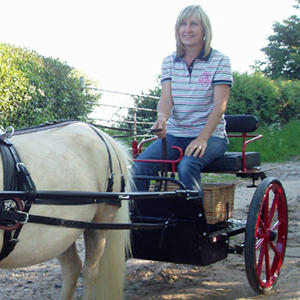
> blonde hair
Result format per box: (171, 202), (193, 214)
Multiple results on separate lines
(175, 5), (212, 58)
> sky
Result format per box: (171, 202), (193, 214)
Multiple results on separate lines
(0, 0), (298, 121)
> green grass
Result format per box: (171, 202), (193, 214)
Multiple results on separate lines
(227, 120), (300, 163)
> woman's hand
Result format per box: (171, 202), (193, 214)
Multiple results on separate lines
(152, 115), (167, 139)
(185, 137), (207, 158)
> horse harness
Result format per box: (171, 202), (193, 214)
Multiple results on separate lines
(0, 121), (127, 261)
(0, 121), (188, 262)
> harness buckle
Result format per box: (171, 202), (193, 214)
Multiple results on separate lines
(15, 211), (29, 224)
(119, 194), (130, 200)
(16, 162), (26, 172)
(5, 126), (14, 139)
(106, 173), (115, 192)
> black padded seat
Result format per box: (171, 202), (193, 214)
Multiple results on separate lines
(201, 115), (261, 172)
(202, 151), (260, 172)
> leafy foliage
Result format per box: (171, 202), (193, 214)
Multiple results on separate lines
(274, 79), (300, 122)
(227, 72), (280, 124)
(259, 0), (300, 79)
(227, 72), (300, 125)
(0, 44), (100, 129)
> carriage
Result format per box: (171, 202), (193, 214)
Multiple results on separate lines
(0, 115), (288, 299)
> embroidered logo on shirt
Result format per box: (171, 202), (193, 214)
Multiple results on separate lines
(199, 71), (212, 87)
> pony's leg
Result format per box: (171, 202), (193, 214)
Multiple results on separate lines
(82, 204), (118, 300)
(57, 242), (82, 300)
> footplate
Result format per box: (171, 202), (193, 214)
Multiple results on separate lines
(208, 219), (247, 243)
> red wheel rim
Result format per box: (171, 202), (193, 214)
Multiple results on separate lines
(254, 182), (288, 289)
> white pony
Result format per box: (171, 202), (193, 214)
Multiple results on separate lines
(0, 122), (131, 300)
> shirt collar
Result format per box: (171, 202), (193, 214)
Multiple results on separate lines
(175, 47), (212, 62)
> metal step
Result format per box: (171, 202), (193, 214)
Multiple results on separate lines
(208, 219), (247, 243)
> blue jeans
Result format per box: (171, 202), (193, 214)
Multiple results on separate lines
(132, 134), (228, 198)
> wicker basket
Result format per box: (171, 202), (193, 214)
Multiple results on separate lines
(149, 181), (235, 225)
(202, 183), (235, 224)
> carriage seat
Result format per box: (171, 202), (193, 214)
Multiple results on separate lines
(202, 115), (261, 172)
(134, 115), (262, 173)
(202, 151), (260, 172)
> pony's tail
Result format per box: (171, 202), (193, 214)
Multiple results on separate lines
(91, 177), (133, 300)
(90, 131), (134, 300)
(91, 201), (130, 300)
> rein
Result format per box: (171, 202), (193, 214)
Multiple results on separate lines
(0, 189), (192, 230)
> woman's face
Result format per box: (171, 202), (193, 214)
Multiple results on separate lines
(179, 15), (205, 50)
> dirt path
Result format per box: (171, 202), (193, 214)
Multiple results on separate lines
(0, 162), (299, 300)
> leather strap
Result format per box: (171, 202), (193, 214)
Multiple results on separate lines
(89, 125), (126, 194)
(0, 209), (169, 231)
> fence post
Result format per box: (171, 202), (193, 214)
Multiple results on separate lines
(133, 96), (137, 141)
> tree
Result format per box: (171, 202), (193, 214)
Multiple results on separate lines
(259, 0), (300, 79)
(0, 44), (100, 129)
(274, 78), (300, 122)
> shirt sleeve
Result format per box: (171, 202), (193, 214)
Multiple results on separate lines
(212, 54), (233, 87)
(160, 53), (174, 84)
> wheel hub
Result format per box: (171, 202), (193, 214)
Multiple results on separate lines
(270, 230), (277, 242)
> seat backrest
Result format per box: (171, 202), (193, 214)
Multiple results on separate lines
(225, 115), (259, 133)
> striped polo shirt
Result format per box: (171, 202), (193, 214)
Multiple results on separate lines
(161, 48), (233, 138)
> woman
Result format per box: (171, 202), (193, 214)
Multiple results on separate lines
(133, 5), (233, 198)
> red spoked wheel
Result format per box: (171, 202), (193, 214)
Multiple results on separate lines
(245, 177), (288, 294)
